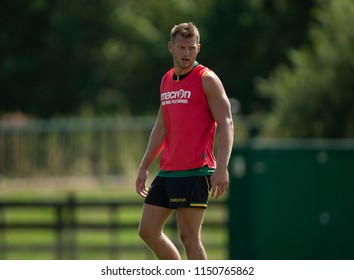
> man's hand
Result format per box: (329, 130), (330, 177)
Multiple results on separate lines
(135, 169), (149, 198)
(210, 168), (229, 199)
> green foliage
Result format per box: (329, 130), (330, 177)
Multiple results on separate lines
(1, 0), (314, 117)
(257, 0), (354, 138)
(1, 0), (216, 117)
(201, 0), (315, 113)
(100, 0), (215, 115)
(1, 0), (119, 117)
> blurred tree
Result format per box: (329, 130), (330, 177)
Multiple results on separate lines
(0, 0), (214, 117)
(257, 0), (354, 138)
(0, 0), (119, 117)
(200, 0), (315, 114)
(0, 0), (316, 118)
(99, 0), (215, 115)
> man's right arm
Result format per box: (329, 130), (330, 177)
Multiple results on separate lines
(135, 107), (166, 197)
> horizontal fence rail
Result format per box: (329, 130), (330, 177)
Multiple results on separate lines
(0, 197), (228, 260)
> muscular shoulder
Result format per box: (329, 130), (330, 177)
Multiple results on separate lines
(201, 70), (225, 100)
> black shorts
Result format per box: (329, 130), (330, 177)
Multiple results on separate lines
(144, 176), (212, 209)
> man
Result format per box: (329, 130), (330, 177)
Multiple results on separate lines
(135, 22), (234, 260)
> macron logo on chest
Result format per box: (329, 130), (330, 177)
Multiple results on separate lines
(161, 89), (192, 106)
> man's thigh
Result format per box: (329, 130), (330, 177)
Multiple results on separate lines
(139, 203), (174, 233)
(176, 207), (206, 235)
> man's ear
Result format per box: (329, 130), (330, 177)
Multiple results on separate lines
(168, 41), (173, 53)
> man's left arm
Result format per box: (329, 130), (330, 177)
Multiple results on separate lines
(203, 71), (234, 198)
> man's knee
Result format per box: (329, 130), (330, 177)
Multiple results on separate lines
(179, 228), (201, 247)
(138, 224), (160, 244)
(138, 224), (151, 242)
(138, 226), (149, 240)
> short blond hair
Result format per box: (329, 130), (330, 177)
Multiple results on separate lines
(170, 22), (200, 43)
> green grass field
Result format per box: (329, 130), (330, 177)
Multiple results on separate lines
(0, 177), (229, 260)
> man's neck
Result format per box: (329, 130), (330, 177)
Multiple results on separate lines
(173, 61), (199, 82)
(174, 61), (199, 76)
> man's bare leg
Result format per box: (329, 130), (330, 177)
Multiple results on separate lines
(177, 207), (207, 260)
(138, 203), (181, 260)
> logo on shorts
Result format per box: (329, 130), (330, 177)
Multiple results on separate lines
(170, 198), (187, 203)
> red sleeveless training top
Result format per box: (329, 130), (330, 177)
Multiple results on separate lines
(159, 64), (217, 171)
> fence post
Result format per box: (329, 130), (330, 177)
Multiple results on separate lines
(109, 204), (118, 259)
(55, 203), (64, 259)
(0, 203), (6, 259)
(67, 194), (77, 259)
